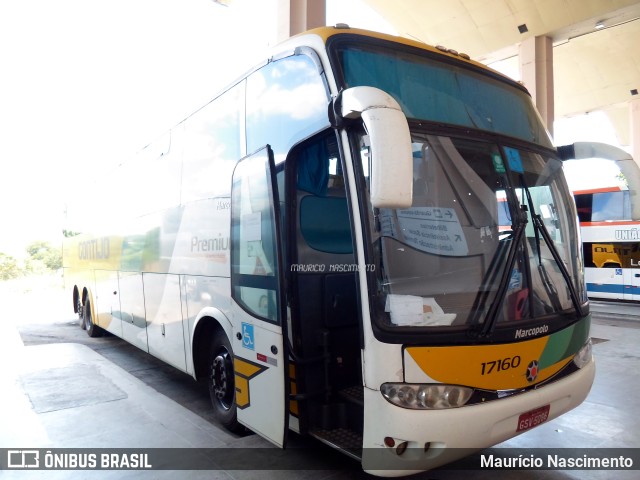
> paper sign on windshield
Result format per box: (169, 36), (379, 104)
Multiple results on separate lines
(380, 207), (469, 256)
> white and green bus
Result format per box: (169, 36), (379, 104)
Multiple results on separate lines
(64, 26), (596, 474)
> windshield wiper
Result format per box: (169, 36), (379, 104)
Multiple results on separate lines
(478, 211), (527, 337)
(521, 178), (584, 318)
(521, 183), (563, 312)
(480, 183), (584, 336)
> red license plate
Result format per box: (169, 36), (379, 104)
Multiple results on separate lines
(517, 404), (550, 432)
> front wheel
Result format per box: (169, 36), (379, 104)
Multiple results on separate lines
(208, 330), (244, 433)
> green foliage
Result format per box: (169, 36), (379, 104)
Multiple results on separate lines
(26, 241), (62, 271)
(616, 171), (628, 188)
(63, 229), (81, 238)
(0, 253), (21, 280)
(0, 241), (63, 281)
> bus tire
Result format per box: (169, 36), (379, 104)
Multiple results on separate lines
(83, 300), (102, 338)
(208, 330), (243, 433)
(79, 308), (86, 329)
(73, 287), (86, 329)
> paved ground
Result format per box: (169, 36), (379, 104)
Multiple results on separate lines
(0, 275), (638, 479)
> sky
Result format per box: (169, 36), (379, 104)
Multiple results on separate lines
(0, 0), (396, 257)
(0, 0), (628, 257)
(0, 0), (276, 256)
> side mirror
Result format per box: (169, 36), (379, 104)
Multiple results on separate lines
(558, 142), (640, 220)
(336, 86), (413, 209)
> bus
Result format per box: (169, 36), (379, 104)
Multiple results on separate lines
(63, 26), (596, 474)
(574, 186), (640, 301)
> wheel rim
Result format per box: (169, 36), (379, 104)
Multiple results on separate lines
(211, 348), (234, 411)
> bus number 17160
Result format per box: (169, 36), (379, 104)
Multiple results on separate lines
(481, 355), (521, 375)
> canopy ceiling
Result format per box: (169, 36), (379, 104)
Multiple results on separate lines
(362, 0), (640, 145)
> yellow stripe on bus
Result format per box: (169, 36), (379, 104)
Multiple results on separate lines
(406, 336), (570, 391)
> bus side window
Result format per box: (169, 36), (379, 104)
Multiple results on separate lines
(181, 81), (243, 202)
(296, 136), (353, 255)
(246, 54), (330, 162)
(592, 191), (628, 221)
(231, 147), (282, 323)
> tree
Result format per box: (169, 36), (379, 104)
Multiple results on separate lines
(616, 171), (628, 188)
(63, 229), (81, 238)
(25, 241), (62, 271)
(0, 253), (20, 280)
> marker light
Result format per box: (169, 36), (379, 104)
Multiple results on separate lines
(434, 45), (471, 61)
(381, 383), (474, 409)
(383, 437), (409, 455)
(573, 339), (593, 369)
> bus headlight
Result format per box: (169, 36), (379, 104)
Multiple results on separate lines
(381, 383), (474, 409)
(572, 339), (593, 369)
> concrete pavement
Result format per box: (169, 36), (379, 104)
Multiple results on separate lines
(1, 282), (639, 479)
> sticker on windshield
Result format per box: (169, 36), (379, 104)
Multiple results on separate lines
(504, 147), (524, 173)
(492, 153), (506, 174)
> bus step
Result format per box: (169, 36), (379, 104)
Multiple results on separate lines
(310, 427), (362, 460)
(338, 385), (363, 406)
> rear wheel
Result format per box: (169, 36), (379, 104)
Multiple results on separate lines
(74, 288), (86, 330)
(208, 330), (243, 433)
(83, 300), (102, 338)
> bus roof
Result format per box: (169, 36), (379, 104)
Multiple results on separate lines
(297, 25), (523, 92)
(573, 186), (625, 196)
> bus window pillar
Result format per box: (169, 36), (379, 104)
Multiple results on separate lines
(276, 0), (326, 42)
(631, 98), (640, 178)
(519, 35), (554, 137)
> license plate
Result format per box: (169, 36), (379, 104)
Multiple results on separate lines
(517, 404), (550, 432)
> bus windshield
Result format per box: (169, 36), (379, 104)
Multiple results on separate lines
(332, 39), (553, 149)
(359, 132), (584, 337)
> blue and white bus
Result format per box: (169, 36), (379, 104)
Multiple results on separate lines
(575, 187), (640, 301)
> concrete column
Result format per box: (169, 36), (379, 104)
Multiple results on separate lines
(519, 36), (554, 137)
(277, 0), (326, 43)
(631, 98), (640, 167)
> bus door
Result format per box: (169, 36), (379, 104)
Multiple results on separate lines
(118, 272), (148, 352)
(623, 244), (640, 300)
(230, 145), (288, 447)
(622, 268), (639, 300)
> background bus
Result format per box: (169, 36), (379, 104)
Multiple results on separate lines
(575, 186), (640, 301)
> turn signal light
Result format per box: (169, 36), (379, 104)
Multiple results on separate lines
(573, 339), (593, 369)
